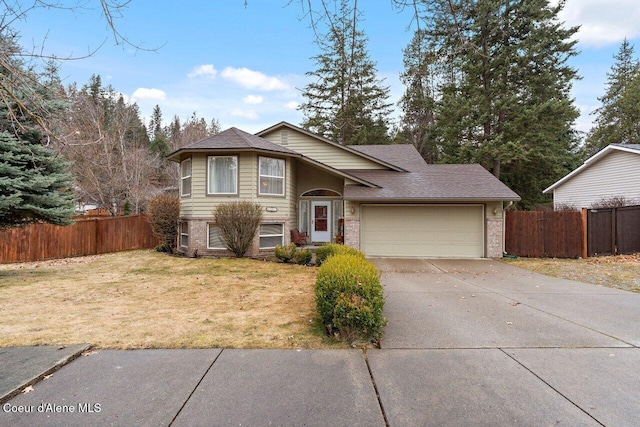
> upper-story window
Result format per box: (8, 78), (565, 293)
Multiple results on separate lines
(180, 158), (192, 197)
(259, 157), (285, 196)
(208, 156), (238, 195)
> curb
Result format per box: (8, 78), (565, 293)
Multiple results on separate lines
(0, 344), (92, 404)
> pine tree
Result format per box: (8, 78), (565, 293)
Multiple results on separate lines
(299, 0), (392, 145)
(585, 39), (640, 155)
(0, 132), (75, 228)
(397, 29), (438, 163)
(414, 0), (582, 209)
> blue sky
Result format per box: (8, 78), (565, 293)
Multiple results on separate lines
(12, 1), (640, 137)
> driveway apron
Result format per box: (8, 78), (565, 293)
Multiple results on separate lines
(369, 258), (640, 427)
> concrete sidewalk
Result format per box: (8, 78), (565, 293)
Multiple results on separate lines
(1, 259), (639, 426)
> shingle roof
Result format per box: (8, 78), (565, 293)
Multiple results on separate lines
(167, 127), (299, 161)
(345, 165), (520, 201)
(348, 144), (426, 172)
(343, 144), (520, 201)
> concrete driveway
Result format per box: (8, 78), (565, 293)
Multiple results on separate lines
(2, 259), (639, 426)
(369, 258), (640, 426)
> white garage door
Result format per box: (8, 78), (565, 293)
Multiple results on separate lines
(361, 205), (484, 258)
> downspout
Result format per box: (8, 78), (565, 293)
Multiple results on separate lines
(503, 201), (514, 256)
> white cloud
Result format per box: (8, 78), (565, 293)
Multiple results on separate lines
(230, 108), (259, 119)
(221, 67), (289, 91)
(554, 0), (640, 47)
(284, 101), (299, 110)
(131, 88), (166, 101)
(188, 64), (218, 79)
(243, 94), (264, 104)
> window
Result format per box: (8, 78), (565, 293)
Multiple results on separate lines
(208, 156), (237, 194)
(179, 222), (189, 247)
(259, 157), (285, 196)
(299, 200), (309, 234)
(180, 158), (192, 197)
(259, 223), (284, 249)
(333, 200), (343, 236)
(207, 224), (226, 249)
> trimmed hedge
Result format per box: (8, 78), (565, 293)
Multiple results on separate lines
(315, 253), (385, 343)
(315, 243), (365, 266)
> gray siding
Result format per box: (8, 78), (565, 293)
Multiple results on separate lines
(554, 151), (640, 209)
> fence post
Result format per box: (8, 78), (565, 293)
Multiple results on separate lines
(581, 208), (588, 259)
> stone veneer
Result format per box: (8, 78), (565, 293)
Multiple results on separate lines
(485, 218), (504, 258)
(178, 218), (291, 258)
(343, 218), (360, 250)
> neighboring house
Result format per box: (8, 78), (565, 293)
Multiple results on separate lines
(167, 122), (520, 258)
(544, 144), (640, 209)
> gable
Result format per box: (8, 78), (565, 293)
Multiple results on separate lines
(549, 150), (640, 208)
(258, 124), (396, 171)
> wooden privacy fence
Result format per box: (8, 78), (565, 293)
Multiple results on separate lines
(0, 215), (160, 264)
(505, 211), (585, 258)
(588, 205), (640, 256)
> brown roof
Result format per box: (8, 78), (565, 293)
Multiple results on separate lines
(348, 144), (427, 172)
(167, 127), (299, 161)
(343, 145), (520, 202)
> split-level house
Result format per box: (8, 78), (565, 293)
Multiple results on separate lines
(167, 122), (520, 258)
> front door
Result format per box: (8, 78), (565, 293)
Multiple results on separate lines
(311, 201), (331, 243)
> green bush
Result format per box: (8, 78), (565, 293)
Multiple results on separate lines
(275, 243), (297, 263)
(294, 248), (313, 265)
(315, 254), (385, 343)
(315, 243), (365, 266)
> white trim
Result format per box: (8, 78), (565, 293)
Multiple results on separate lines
(259, 223), (284, 249)
(207, 155), (238, 195)
(311, 201), (332, 243)
(258, 156), (285, 196)
(206, 223), (226, 250)
(180, 158), (192, 197)
(179, 221), (189, 248)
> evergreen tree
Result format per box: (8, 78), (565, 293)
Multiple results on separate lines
(411, 0), (582, 209)
(585, 39), (640, 155)
(0, 132), (75, 228)
(397, 29), (438, 163)
(299, 0), (392, 145)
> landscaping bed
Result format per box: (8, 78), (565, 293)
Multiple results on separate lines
(503, 253), (640, 292)
(0, 250), (343, 349)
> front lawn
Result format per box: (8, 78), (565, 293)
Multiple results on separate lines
(503, 253), (640, 292)
(0, 250), (342, 349)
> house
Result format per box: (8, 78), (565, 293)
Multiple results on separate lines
(543, 144), (640, 209)
(167, 122), (520, 258)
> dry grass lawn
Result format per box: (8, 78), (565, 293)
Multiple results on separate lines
(0, 250), (343, 349)
(504, 253), (640, 293)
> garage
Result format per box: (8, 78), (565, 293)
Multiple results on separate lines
(360, 205), (484, 258)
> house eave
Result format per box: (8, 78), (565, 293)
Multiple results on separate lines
(167, 147), (302, 163)
(343, 196), (522, 203)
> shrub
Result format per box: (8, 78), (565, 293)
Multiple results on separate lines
(146, 194), (181, 254)
(315, 254), (385, 343)
(275, 243), (297, 263)
(294, 248), (313, 265)
(214, 201), (263, 258)
(315, 243), (365, 266)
